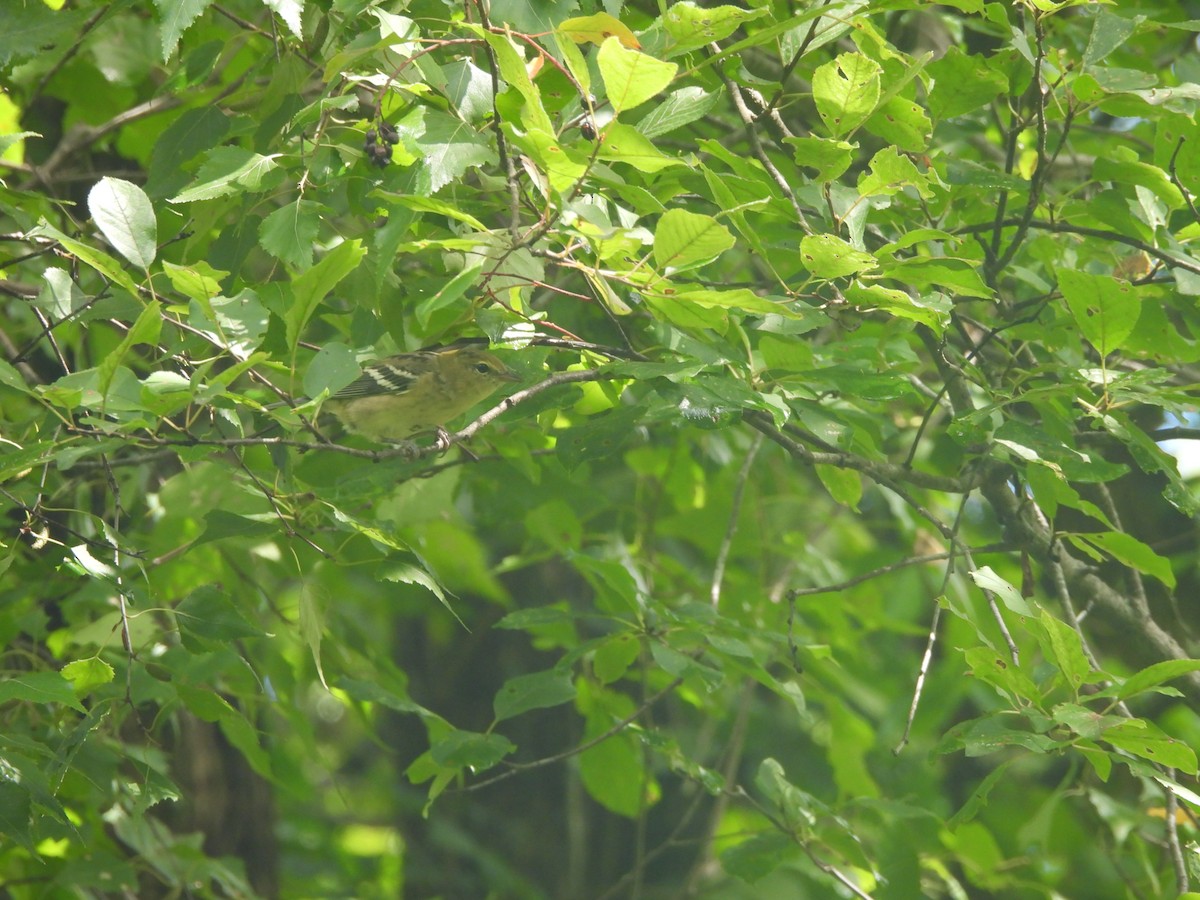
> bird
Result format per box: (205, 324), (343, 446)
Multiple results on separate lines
(317, 343), (521, 442)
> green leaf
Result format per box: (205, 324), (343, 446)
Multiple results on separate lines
(176, 684), (271, 776)
(663, 2), (769, 53)
(880, 256), (992, 299)
(815, 463), (861, 510)
(0, 5), (85, 68)
(1097, 659), (1200, 701)
(800, 234), (877, 278)
(638, 87), (722, 138)
(284, 239), (366, 355)
(174, 585), (265, 651)
(430, 729), (515, 770)
(593, 633), (641, 684)
(512, 128), (589, 192)
(482, 29), (554, 133)
(941, 715), (1061, 757)
(0, 782), (34, 852)
(61, 658), (116, 696)
(579, 727), (650, 817)
(495, 605), (577, 631)
(927, 47), (1008, 119)
(88, 177), (157, 270)
(557, 12), (639, 49)
(162, 260), (226, 301)
(946, 760), (1015, 829)
(844, 282), (950, 332)
(377, 559), (464, 626)
(0, 671), (85, 712)
(493, 669), (577, 722)
(969, 566), (1035, 616)
(653, 209), (735, 271)
(1084, 10), (1142, 68)
(785, 135), (855, 181)
(858, 146), (934, 199)
(403, 109), (494, 193)
(598, 37), (677, 114)
(154, 0), (214, 61)
(812, 52), (881, 137)
(1068, 530), (1175, 589)
(721, 832), (801, 883)
(188, 290), (268, 359)
(866, 94), (932, 151)
(98, 301), (162, 397)
(259, 199), (323, 269)
(662, 287), (802, 318)
(28, 222), (141, 298)
(169, 147), (280, 203)
(597, 122), (681, 173)
(962, 646), (1041, 703)
(1104, 719), (1198, 774)
(1093, 151), (1185, 210)
(556, 406), (643, 470)
(1034, 611), (1091, 691)
(1058, 269), (1140, 355)
(194, 510), (277, 547)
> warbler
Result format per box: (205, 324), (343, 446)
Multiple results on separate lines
(319, 344), (521, 442)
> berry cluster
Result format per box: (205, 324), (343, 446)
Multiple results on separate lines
(364, 121), (399, 168)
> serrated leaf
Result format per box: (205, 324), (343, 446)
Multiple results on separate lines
(88, 177), (157, 270)
(61, 658), (116, 696)
(259, 199), (323, 269)
(175, 585), (265, 651)
(169, 147), (280, 203)
(377, 559), (464, 626)
(153, 0), (214, 61)
(262, 0), (303, 39)
(638, 87), (721, 138)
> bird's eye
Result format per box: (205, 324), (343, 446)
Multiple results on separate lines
(474, 363), (492, 374)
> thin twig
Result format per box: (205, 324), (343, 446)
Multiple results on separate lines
(460, 676), (684, 792)
(711, 434), (763, 608)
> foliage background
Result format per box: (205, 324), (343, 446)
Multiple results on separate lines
(2, 0), (1200, 897)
